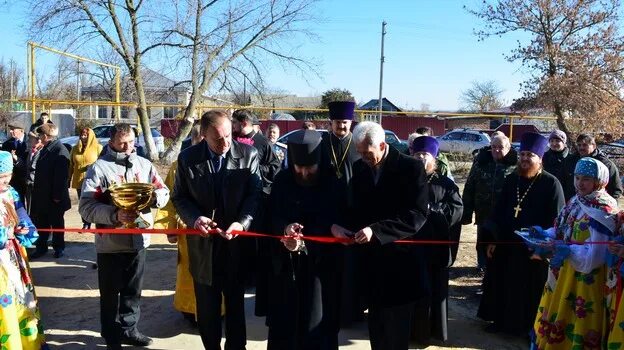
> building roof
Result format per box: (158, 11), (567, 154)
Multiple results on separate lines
(359, 98), (402, 112)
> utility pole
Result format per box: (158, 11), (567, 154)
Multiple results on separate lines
(76, 61), (81, 101)
(378, 21), (387, 125)
(9, 60), (14, 101)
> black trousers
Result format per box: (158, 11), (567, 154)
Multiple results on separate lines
(194, 280), (246, 350)
(368, 302), (414, 350)
(34, 211), (65, 252)
(97, 250), (146, 345)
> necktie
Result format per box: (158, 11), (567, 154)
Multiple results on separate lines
(212, 155), (222, 172)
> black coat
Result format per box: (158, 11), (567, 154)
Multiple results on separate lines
(542, 147), (569, 180)
(30, 139), (71, 222)
(561, 149), (623, 200)
(172, 140), (262, 286)
(249, 131), (281, 195)
(1, 136), (28, 197)
(350, 147), (429, 306)
(29, 119), (53, 133)
(425, 173), (463, 267)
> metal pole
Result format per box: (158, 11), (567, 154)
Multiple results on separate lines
(378, 21), (387, 126)
(115, 68), (121, 121)
(9, 60), (14, 101)
(76, 61), (81, 101)
(30, 43), (36, 124)
(509, 115), (514, 141)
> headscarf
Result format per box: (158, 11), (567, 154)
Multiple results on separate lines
(554, 158), (617, 240)
(77, 128), (99, 155)
(575, 157), (609, 187)
(0, 151), (13, 174)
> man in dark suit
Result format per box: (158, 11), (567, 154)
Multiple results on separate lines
(30, 123), (71, 259)
(332, 121), (429, 350)
(1, 123), (28, 197)
(172, 110), (262, 350)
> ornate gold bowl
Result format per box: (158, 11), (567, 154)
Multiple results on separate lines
(109, 183), (154, 227)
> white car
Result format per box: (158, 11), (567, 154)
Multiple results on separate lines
(437, 129), (491, 155)
(60, 124), (165, 153)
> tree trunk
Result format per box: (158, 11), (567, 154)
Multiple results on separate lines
(133, 73), (158, 160)
(161, 96), (197, 164)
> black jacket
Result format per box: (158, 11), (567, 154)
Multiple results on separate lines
(350, 147), (429, 306)
(562, 149), (623, 200)
(172, 140), (262, 286)
(29, 119), (53, 133)
(30, 139), (71, 221)
(248, 130), (281, 195)
(1, 136), (28, 197)
(542, 147), (569, 181)
(425, 173), (463, 267)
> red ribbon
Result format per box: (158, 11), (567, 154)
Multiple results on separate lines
(34, 227), (619, 246)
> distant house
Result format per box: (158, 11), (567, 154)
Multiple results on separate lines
(359, 98), (403, 113)
(81, 68), (190, 121)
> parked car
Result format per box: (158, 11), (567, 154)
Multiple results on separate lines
(276, 129), (409, 154)
(437, 129), (491, 155)
(60, 124), (166, 153)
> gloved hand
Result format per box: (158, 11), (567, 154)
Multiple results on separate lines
(528, 226), (547, 239)
(550, 241), (571, 268)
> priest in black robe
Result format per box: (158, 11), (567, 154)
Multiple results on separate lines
(479, 132), (565, 336)
(332, 121), (429, 350)
(319, 101), (363, 327)
(266, 129), (342, 350)
(410, 136), (463, 344)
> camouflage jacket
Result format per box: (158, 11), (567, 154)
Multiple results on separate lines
(462, 147), (517, 225)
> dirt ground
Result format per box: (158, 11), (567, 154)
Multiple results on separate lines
(30, 178), (527, 350)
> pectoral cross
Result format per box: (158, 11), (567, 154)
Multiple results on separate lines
(513, 205), (522, 218)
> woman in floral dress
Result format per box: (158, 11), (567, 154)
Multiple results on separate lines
(531, 157), (618, 349)
(0, 150), (47, 349)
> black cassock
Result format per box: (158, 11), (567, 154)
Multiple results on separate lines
(266, 169), (342, 350)
(319, 131), (363, 327)
(478, 171), (564, 334)
(412, 172), (463, 344)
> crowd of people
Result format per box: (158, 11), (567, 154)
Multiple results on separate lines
(2, 103), (624, 350)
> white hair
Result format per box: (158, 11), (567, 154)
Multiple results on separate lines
(353, 121), (385, 146)
(491, 134), (510, 147)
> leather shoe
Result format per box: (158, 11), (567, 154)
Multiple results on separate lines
(29, 249), (48, 259)
(106, 344), (122, 350)
(53, 250), (64, 258)
(121, 332), (153, 346)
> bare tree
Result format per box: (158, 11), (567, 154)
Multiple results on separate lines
(28, 0), (318, 162)
(159, 0), (319, 163)
(460, 80), (504, 112)
(467, 0), (624, 137)
(0, 58), (24, 100)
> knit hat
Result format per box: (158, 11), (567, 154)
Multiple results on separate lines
(410, 136), (439, 157)
(575, 157), (609, 186)
(549, 129), (567, 144)
(520, 132), (548, 158)
(0, 151), (13, 174)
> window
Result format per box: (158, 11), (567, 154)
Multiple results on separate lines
(462, 133), (480, 142)
(121, 107), (130, 119)
(97, 106), (108, 119)
(444, 132), (462, 141)
(164, 107), (178, 119)
(93, 126), (111, 138)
